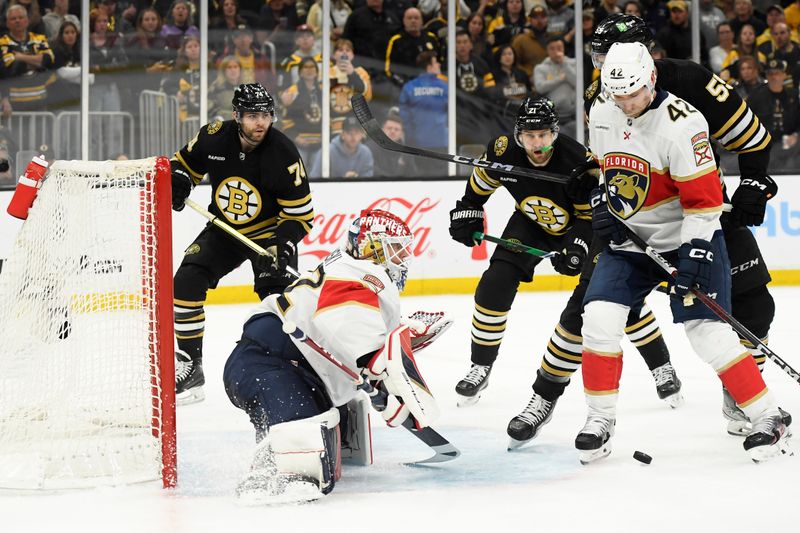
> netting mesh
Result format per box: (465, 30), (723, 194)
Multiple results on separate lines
(0, 158), (170, 489)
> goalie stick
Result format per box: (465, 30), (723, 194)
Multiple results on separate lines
(350, 95), (568, 184)
(184, 198), (460, 462)
(282, 321), (460, 465)
(624, 228), (800, 386)
(472, 232), (556, 258)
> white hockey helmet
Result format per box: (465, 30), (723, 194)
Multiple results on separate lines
(346, 209), (414, 291)
(600, 41), (656, 97)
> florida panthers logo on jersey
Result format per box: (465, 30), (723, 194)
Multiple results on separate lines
(603, 153), (650, 220)
(521, 196), (569, 234)
(215, 176), (262, 224)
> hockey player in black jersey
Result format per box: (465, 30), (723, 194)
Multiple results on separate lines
(571, 14), (790, 436)
(448, 97), (681, 425)
(170, 83), (314, 405)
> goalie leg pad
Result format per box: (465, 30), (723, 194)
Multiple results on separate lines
(340, 391), (373, 466)
(269, 407), (342, 495)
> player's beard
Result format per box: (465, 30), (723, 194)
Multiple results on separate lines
(239, 121), (269, 148)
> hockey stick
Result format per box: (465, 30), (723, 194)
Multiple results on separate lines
(623, 228), (800, 386)
(350, 95), (568, 184)
(184, 198), (301, 278)
(281, 321), (461, 465)
(473, 232), (557, 258)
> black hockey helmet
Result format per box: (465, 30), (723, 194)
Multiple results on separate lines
(590, 14), (653, 68)
(514, 96), (559, 148)
(232, 83), (275, 116)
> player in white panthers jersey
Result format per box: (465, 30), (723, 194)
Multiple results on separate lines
(223, 209), (443, 504)
(577, 42), (789, 465)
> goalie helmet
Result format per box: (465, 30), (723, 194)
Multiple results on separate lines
(591, 14), (653, 69)
(514, 96), (559, 148)
(346, 209), (413, 291)
(232, 83), (275, 117)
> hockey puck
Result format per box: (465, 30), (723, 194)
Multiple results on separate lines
(633, 451), (652, 464)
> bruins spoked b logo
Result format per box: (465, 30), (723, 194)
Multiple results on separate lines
(216, 177), (262, 224)
(602, 153), (650, 220)
(521, 196), (569, 234)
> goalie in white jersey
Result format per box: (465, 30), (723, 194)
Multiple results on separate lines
(223, 208), (447, 503)
(578, 42), (789, 464)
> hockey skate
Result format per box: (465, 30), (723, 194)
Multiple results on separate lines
(575, 415), (615, 464)
(722, 388), (793, 436)
(455, 364), (491, 407)
(507, 392), (558, 450)
(175, 350), (205, 406)
(651, 362), (684, 408)
(743, 412), (793, 463)
(236, 470), (323, 506)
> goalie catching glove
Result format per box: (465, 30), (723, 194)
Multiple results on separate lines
(361, 325), (439, 428)
(402, 311), (454, 352)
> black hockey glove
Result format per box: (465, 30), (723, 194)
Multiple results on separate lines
(674, 239), (714, 298)
(729, 175), (777, 227)
(590, 188), (628, 245)
(551, 236), (589, 276)
(566, 158), (601, 202)
(449, 199), (485, 247)
(171, 167), (193, 211)
(254, 237), (296, 273)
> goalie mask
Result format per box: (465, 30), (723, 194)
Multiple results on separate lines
(346, 209), (413, 291)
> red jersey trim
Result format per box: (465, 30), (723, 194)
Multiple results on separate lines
(317, 280), (380, 314)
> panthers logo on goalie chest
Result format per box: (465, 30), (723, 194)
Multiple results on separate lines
(602, 153), (650, 220)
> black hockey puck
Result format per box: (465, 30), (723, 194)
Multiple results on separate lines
(633, 451), (652, 464)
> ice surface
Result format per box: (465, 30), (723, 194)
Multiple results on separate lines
(2, 288), (799, 533)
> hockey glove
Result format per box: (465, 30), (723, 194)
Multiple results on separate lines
(566, 158), (601, 202)
(550, 236), (589, 276)
(449, 199), (485, 247)
(171, 167), (193, 211)
(674, 239), (714, 298)
(254, 237), (296, 273)
(730, 175), (778, 227)
(590, 187), (628, 245)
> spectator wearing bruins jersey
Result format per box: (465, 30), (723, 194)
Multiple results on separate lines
(582, 15), (792, 437)
(328, 38), (371, 137)
(448, 97), (593, 408)
(455, 29), (496, 146)
(0, 5), (55, 111)
(385, 7), (440, 86)
(169, 83), (314, 406)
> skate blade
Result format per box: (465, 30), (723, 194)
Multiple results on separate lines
(578, 443), (612, 465)
(177, 387), (205, 406)
(456, 393), (482, 408)
(749, 437), (794, 464)
(662, 392), (684, 409)
(236, 481), (323, 506)
(726, 419), (751, 437)
(507, 437), (533, 451)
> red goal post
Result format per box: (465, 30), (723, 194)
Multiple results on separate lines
(0, 156), (176, 489)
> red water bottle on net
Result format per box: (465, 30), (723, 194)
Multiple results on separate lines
(7, 155), (49, 220)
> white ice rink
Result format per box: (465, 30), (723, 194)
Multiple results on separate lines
(2, 287), (800, 533)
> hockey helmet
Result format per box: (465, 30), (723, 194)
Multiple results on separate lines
(346, 209), (414, 291)
(601, 42), (656, 98)
(514, 96), (559, 148)
(232, 83), (275, 116)
(591, 14), (653, 69)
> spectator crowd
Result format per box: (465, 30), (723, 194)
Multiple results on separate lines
(0, 0), (799, 182)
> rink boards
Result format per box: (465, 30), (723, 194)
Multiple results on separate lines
(2, 177), (800, 301)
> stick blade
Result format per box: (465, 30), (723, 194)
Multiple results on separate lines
(404, 443), (461, 466)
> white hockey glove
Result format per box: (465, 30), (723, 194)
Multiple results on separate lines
(402, 311), (454, 352)
(362, 325), (439, 428)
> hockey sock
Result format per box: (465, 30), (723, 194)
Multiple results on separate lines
(470, 261), (523, 366)
(174, 298), (205, 361)
(582, 349), (623, 414)
(532, 368), (570, 402)
(626, 307), (670, 370)
(717, 353), (770, 415)
(539, 323), (583, 384)
(739, 337), (767, 373)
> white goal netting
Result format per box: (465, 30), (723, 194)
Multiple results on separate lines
(0, 157), (175, 490)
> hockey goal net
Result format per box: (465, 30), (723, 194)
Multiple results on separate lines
(0, 157), (176, 489)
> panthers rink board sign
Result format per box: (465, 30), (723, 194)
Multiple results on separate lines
(1, 178), (800, 300)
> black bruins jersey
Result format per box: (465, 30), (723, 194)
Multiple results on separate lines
(465, 134), (592, 239)
(584, 58), (771, 176)
(172, 120), (314, 243)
